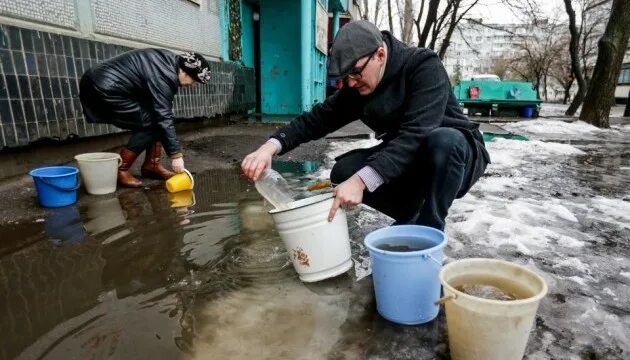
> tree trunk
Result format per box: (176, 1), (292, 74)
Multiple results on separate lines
(387, 0), (394, 33)
(419, 0), (440, 47)
(563, 0), (588, 116)
(402, 0), (414, 44)
(624, 89), (630, 117)
(544, 72), (548, 101)
(362, 0), (370, 20)
(438, 0), (480, 58)
(396, 0), (404, 39)
(534, 76), (541, 99)
(579, 0), (630, 128)
(562, 78), (574, 104)
(374, 0), (382, 26)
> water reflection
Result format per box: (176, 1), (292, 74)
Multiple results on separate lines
(44, 206), (87, 246)
(84, 197), (126, 236)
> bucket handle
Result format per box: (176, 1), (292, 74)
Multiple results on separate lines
(434, 294), (457, 305)
(422, 253), (443, 268)
(39, 176), (81, 191)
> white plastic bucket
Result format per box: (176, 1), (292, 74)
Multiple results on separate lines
(74, 153), (121, 195)
(438, 258), (548, 360)
(269, 193), (353, 282)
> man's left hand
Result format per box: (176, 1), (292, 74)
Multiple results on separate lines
(328, 174), (366, 222)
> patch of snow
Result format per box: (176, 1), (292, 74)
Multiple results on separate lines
(620, 272), (630, 279)
(590, 197), (630, 229)
(553, 257), (590, 273)
(353, 256), (371, 282)
(565, 276), (588, 286)
(326, 138), (381, 160)
(502, 120), (604, 136)
(473, 176), (530, 193)
(449, 196), (584, 254)
(486, 138), (584, 169)
(556, 236), (585, 248)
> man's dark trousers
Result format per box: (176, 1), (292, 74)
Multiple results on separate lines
(330, 127), (477, 231)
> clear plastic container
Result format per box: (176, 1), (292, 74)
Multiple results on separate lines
(254, 169), (297, 210)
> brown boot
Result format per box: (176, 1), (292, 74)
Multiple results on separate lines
(118, 148), (143, 188)
(141, 142), (175, 180)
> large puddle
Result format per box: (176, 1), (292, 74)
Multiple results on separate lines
(1, 164), (446, 360)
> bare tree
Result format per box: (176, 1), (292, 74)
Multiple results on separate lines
(417, 0), (440, 47)
(506, 20), (565, 99)
(563, 0), (589, 114)
(396, 0), (405, 39)
(562, 0), (613, 115)
(490, 57), (511, 80)
(580, 0), (630, 128)
(401, 0), (415, 44)
(374, 0), (384, 28)
(387, 0), (394, 33)
(436, 0), (482, 58)
(406, 0), (482, 59)
(548, 47), (576, 104)
(579, 1), (611, 82)
(360, 0), (369, 20)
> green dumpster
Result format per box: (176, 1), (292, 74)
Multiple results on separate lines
(453, 80), (542, 118)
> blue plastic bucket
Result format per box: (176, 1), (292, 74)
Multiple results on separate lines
(521, 106), (535, 118)
(364, 225), (447, 325)
(29, 166), (80, 208)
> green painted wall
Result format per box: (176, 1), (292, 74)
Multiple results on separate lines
(260, 0), (302, 115)
(240, 1), (255, 68)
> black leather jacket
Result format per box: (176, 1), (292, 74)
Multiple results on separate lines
(81, 48), (182, 155)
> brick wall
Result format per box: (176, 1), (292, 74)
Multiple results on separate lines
(0, 24), (256, 149)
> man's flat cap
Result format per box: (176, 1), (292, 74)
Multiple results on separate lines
(327, 20), (383, 79)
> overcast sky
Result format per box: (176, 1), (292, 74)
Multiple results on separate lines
(365, 0), (568, 28)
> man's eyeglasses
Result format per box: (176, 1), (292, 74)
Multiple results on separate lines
(345, 50), (377, 81)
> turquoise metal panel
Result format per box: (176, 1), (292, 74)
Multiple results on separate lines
(219, 0), (230, 61)
(328, 0), (347, 11)
(301, 0), (313, 112)
(260, 0), (302, 115)
(240, 1), (255, 68)
(310, 0), (327, 106)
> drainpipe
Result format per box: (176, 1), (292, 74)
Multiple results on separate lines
(301, 0), (312, 112)
(332, 11), (340, 38)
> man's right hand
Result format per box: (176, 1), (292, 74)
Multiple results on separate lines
(241, 142), (279, 181)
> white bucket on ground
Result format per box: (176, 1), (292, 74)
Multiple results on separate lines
(269, 193), (353, 282)
(439, 258), (548, 360)
(74, 152), (121, 195)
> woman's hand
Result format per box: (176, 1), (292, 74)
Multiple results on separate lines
(241, 142), (279, 181)
(171, 157), (185, 173)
